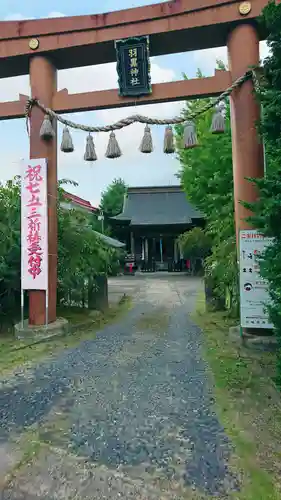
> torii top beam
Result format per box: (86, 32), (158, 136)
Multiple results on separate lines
(0, 0), (268, 79)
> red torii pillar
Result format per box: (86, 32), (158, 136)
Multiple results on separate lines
(29, 56), (58, 325)
(228, 24), (264, 243)
(228, 24), (265, 334)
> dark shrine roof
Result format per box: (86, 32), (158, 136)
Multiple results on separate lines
(112, 185), (204, 226)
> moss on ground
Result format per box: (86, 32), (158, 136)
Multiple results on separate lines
(191, 291), (281, 500)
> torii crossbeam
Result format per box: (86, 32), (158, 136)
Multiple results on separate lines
(0, 0), (270, 326)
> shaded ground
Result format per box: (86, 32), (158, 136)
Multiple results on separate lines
(0, 274), (237, 499)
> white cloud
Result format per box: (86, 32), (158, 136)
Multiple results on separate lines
(0, 75), (29, 102)
(191, 47), (227, 75)
(190, 41), (270, 75)
(4, 13), (34, 20)
(2, 11), (64, 21)
(260, 40), (270, 61)
(58, 58), (175, 93)
(58, 58), (181, 127)
(47, 12), (65, 18)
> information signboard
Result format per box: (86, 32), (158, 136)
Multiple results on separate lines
(239, 230), (273, 329)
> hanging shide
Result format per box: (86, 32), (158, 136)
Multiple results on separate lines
(183, 121), (198, 149)
(35, 68), (251, 157)
(105, 131), (122, 159)
(84, 133), (97, 161)
(60, 126), (74, 153)
(140, 124), (153, 153)
(38, 114), (227, 158)
(40, 114), (55, 140)
(163, 125), (175, 154)
(210, 105), (225, 134)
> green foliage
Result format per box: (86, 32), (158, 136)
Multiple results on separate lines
(99, 178), (127, 217)
(0, 178), (21, 323)
(245, 1), (281, 382)
(176, 66), (238, 312)
(178, 227), (211, 259)
(0, 178), (121, 327)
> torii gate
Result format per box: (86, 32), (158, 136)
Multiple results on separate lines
(0, 0), (269, 326)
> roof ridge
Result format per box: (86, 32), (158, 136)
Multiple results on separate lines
(63, 190), (97, 211)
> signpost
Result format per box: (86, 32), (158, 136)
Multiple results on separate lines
(239, 230), (273, 329)
(21, 158), (48, 325)
(115, 35), (152, 97)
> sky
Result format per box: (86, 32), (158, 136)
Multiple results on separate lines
(0, 0), (269, 207)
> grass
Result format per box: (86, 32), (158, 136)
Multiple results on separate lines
(191, 291), (281, 500)
(0, 297), (131, 378)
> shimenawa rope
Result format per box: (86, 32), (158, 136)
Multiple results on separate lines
(25, 70), (253, 134)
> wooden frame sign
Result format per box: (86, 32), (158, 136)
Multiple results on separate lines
(115, 35), (152, 97)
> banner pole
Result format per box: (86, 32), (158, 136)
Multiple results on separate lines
(21, 288), (24, 329)
(45, 289), (49, 328)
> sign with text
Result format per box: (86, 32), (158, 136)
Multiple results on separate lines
(115, 36), (152, 97)
(21, 159), (48, 290)
(239, 230), (273, 329)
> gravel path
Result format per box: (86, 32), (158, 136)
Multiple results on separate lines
(0, 275), (238, 499)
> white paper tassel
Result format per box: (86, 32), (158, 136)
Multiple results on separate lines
(84, 133), (97, 161)
(60, 126), (74, 153)
(140, 125), (153, 153)
(105, 131), (122, 159)
(40, 114), (55, 141)
(183, 121), (198, 149)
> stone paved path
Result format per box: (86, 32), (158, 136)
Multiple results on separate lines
(0, 275), (237, 499)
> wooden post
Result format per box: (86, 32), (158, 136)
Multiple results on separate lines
(174, 238), (178, 263)
(227, 24), (264, 244)
(29, 56), (57, 325)
(130, 231), (135, 256)
(141, 237), (145, 260)
(145, 238), (149, 261)
(160, 237), (163, 264)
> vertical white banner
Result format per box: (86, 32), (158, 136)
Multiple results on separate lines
(21, 159), (48, 290)
(239, 230), (273, 329)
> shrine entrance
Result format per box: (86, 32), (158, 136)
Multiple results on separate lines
(0, 0), (268, 329)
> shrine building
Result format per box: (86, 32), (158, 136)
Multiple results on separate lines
(111, 185), (204, 270)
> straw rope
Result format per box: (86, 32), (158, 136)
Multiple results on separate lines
(25, 70), (253, 133)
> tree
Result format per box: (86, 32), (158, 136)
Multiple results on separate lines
(57, 180), (122, 305)
(99, 178), (127, 217)
(0, 178), (21, 324)
(178, 227), (211, 259)
(175, 65), (238, 312)
(244, 0), (281, 383)
(178, 227), (211, 275)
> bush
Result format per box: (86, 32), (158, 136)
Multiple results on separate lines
(0, 178), (121, 327)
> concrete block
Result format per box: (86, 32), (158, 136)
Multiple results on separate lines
(229, 324), (278, 351)
(14, 317), (69, 342)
